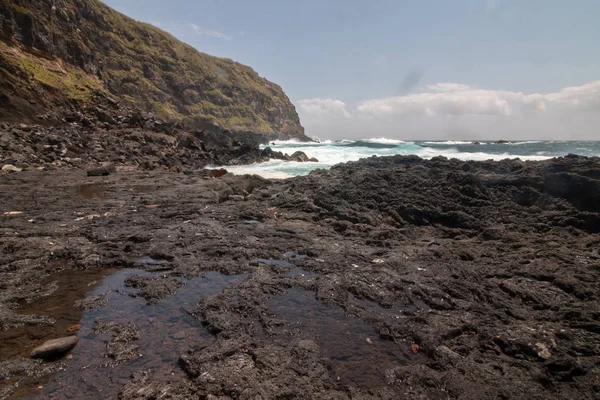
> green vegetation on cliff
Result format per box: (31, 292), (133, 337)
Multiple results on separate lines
(0, 0), (306, 139)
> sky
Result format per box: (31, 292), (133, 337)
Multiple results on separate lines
(103, 0), (600, 140)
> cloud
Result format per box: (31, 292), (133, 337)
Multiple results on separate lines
(297, 98), (352, 119)
(356, 80), (600, 118)
(189, 23), (232, 40)
(357, 87), (513, 117)
(543, 81), (600, 111)
(426, 83), (471, 92)
(297, 80), (600, 140)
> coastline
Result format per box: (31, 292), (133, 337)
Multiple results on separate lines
(1, 153), (598, 399)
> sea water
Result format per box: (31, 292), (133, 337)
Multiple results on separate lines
(221, 139), (600, 179)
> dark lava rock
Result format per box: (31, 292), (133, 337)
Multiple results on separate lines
(291, 151), (309, 162)
(30, 336), (78, 359)
(94, 321), (141, 368)
(119, 371), (197, 399)
(87, 165), (115, 176)
(124, 275), (184, 305)
(1, 155), (599, 400)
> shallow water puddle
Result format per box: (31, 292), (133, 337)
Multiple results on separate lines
(6, 269), (246, 399)
(267, 289), (421, 388)
(0, 269), (116, 360)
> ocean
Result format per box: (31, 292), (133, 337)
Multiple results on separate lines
(223, 139), (600, 179)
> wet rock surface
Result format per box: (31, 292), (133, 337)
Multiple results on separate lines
(0, 154), (598, 399)
(124, 275), (184, 305)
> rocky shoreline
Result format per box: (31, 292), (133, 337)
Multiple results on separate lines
(1, 144), (599, 398)
(0, 110), (317, 175)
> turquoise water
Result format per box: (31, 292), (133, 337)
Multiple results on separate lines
(223, 138), (600, 178)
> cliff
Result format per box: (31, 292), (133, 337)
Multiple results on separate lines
(0, 0), (308, 140)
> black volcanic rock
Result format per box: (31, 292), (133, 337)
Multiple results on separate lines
(0, 155), (599, 399)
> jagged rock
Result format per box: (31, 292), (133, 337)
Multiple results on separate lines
(124, 275), (183, 305)
(291, 151), (309, 162)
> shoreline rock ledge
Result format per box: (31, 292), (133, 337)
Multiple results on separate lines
(30, 336), (79, 360)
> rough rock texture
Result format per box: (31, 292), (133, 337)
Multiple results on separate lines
(0, 119), (315, 172)
(124, 275), (184, 305)
(0, 359), (64, 398)
(0, 0), (307, 140)
(0, 155), (598, 399)
(93, 321), (141, 368)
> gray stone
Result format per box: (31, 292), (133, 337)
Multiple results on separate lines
(171, 331), (186, 340)
(31, 336), (78, 359)
(435, 345), (461, 361)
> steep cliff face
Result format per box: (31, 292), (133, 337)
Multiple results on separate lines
(0, 0), (307, 139)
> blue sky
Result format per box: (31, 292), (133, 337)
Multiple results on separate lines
(104, 0), (600, 139)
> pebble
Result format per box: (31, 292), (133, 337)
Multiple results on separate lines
(171, 331), (186, 340)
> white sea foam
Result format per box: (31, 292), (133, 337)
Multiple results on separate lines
(225, 140), (556, 178)
(422, 141), (474, 145)
(507, 141), (543, 145)
(360, 137), (407, 145)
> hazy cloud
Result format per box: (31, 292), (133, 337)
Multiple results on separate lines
(357, 89), (512, 117)
(426, 82), (471, 92)
(296, 80), (600, 140)
(189, 23), (232, 40)
(357, 81), (600, 118)
(297, 98), (352, 119)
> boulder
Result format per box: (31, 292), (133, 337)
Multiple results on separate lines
(291, 151), (309, 162)
(31, 336), (78, 359)
(87, 165), (115, 176)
